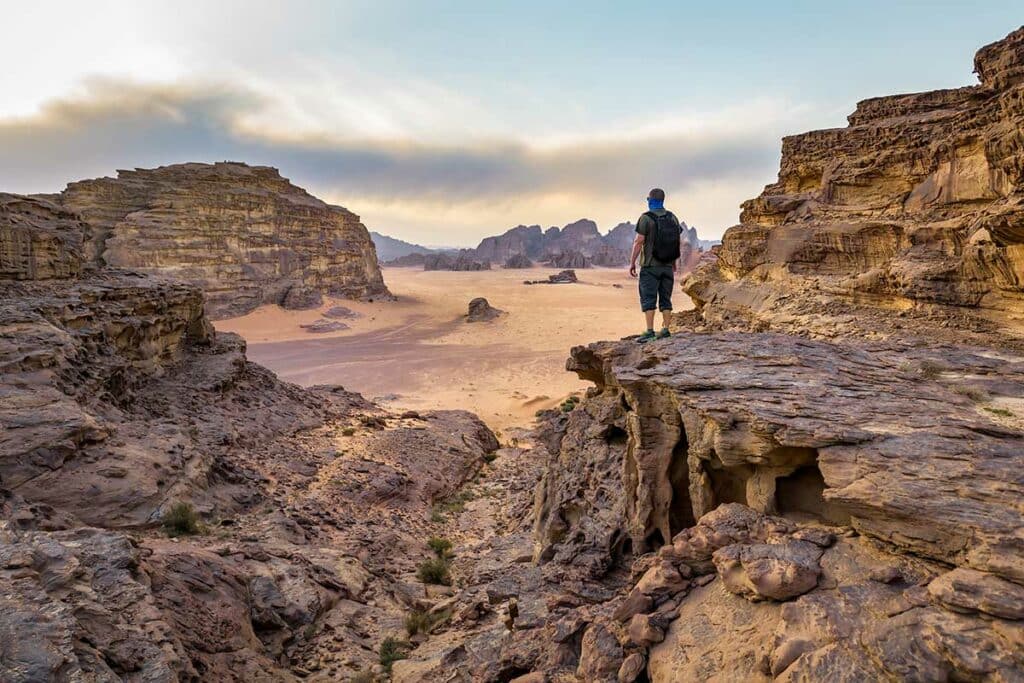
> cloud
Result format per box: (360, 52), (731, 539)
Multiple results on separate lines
(0, 78), (793, 243)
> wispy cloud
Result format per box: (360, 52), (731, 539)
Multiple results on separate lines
(0, 78), (797, 243)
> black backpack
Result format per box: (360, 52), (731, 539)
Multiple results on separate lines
(644, 211), (681, 262)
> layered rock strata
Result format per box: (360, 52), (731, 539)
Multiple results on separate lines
(0, 193), (499, 680)
(685, 28), (1024, 340)
(56, 162), (389, 318)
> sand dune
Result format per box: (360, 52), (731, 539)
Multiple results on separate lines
(216, 266), (692, 431)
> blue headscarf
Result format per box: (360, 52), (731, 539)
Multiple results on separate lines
(647, 197), (664, 210)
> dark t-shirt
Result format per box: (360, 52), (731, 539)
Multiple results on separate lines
(636, 209), (681, 267)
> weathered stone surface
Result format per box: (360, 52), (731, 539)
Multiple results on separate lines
(504, 253), (534, 269)
(0, 194), (84, 281)
(546, 249), (591, 269)
(466, 297), (504, 322)
(423, 251), (491, 271)
(928, 567), (1024, 620)
(280, 284), (323, 310)
(538, 333), (1024, 586)
(0, 192), (502, 679)
(685, 28), (1024, 342)
(712, 539), (824, 602)
(300, 318), (349, 333)
(57, 162), (389, 318)
(322, 304), (360, 319)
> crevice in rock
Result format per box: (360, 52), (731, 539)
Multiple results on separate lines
(668, 427), (695, 536)
(645, 527), (668, 550)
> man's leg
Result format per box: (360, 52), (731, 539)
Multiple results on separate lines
(638, 268), (658, 341)
(658, 267), (674, 337)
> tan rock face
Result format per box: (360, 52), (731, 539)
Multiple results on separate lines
(0, 193), (502, 679)
(0, 194), (85, 280)
(685, 27), (1024, 340)
(58, 162), (389, 318)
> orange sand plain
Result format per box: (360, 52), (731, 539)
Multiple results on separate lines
(216, 266), (693, 432)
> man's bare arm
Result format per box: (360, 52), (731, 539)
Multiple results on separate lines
(629, 233), (644, 277)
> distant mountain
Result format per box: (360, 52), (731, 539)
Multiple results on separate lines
(370, 231), (436, 262)
(378, 219), (711, 272)
(464, 218), (706, 269)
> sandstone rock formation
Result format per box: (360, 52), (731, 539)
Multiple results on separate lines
(684, 27), (1024, 341)
(389, 27), (1024, 683)
(546, 249), (591, 269)
(54, 162), (389, 319)
(0, 192), (500, 680)
(504, 253), (534, 269)
(424, 252), (491, 271)
(466, 297), (504, 322)
(524, 269), (578, 285)
(467, 218), (704, 270)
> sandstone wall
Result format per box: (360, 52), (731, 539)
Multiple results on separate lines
(685, 27), (1024, 340)
(58, 162), (389, 319)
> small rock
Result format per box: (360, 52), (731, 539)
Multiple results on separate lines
(466, 297), (504, 322)
(627, 613), (665, 647)
(618, 653), (646, 682)
(300, 319), (349, 333)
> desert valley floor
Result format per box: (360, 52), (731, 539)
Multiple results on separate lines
(218, 267), (661, 430)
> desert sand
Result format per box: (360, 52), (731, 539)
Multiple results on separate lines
(216, 266), (692, 431)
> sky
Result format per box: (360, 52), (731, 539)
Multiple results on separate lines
(1, 2), (1020, 245)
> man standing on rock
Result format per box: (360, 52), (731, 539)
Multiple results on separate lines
(629, 188), (682, 342)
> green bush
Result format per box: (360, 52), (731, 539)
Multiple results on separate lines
(984, 406), (1015, 418)
(952, 385), (988, 402)
(427, 536), (453, 558)
(417, 557), (452, 585)
(162, 502), (202, 537)
(341, 427), (356, 436)
(379, 637), (409, 669)
(404, 608), (451, 636)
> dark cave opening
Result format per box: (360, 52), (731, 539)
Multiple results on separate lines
(645, 527), (668, 550)
(704, 453), (751, 509)
(774, 462), (851, 525)
(603, 425), (628, 447)
(668, 429), (695, 535)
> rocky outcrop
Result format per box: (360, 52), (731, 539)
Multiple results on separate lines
(524, 269), (578, 285)
(56, 162), (389, 319)
(475, 225), (547, 264)
(685, 28), (1024, 341)
(466, 297), (504, 322)
(424, 252), (491, 271)
(504, 253), (534, 269)
(546, 249), (591, 269)
(0, 192), (500, 679)
(0, 194), (85, 280)
(510, 330), (1024, 681)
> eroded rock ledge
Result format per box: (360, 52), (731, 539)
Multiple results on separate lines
(1, 193), (499, 679)
(524, 333), (1024, 681)
(55, 162), (390, 319)
(684, 26), (1024, 343)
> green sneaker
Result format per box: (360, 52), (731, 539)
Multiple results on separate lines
(657, 328), (671, 339)
(637, 330), (656, 343)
